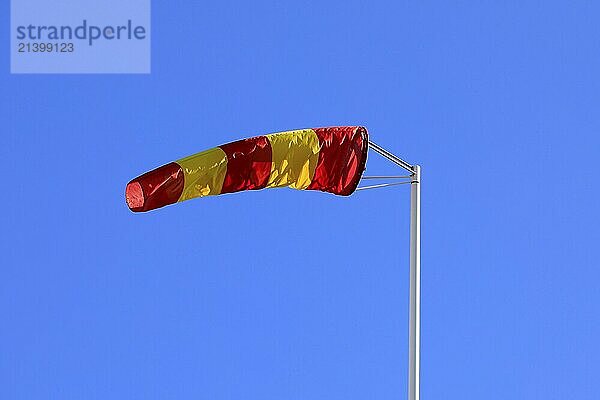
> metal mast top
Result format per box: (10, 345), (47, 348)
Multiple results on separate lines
(368, 141), (416, 174)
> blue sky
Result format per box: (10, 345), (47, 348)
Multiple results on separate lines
(2, 1), (599, 399)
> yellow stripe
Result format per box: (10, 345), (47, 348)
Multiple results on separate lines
(265, 129), (320, 190)
(176, 147), (228, 201)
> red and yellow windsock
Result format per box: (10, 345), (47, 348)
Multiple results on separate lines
(126, 126), (368, 212)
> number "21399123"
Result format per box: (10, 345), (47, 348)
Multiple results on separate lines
(18, 42), (74, 53)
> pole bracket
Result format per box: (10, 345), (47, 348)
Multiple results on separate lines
(368, 141), (416, 173)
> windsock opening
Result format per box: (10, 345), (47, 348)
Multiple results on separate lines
(125, 181), (144, 210)
(125, 162), (185, 212)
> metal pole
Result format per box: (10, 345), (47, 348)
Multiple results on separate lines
(365, 141), (420, 399)
(408, 165), (421, 400)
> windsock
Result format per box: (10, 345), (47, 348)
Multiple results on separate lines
(126, 126), (368, 212)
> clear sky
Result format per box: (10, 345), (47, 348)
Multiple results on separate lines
(2, 1), (599, 399)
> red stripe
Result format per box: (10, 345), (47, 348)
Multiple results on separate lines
(125, 162), (184, 212)
(219, 136), (272, 194)
(307, 126), (368, 196)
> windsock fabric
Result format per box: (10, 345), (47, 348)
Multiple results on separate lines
(126, 126), (368, 212)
